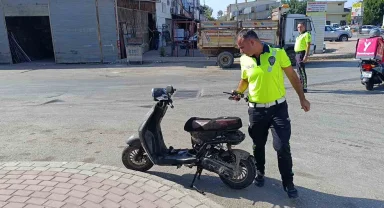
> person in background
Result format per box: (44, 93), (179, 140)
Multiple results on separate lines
(153, 28), (161, 50)
(294, 22), (312, 93)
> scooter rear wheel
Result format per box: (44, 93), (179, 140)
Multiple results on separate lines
(365, 81), (374, 91)
(122, 146), (153, 172)
(219, 156), (256, 189)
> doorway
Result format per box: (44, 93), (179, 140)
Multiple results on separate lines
(148, 13), (156, 50)
(5, 16), (54, 63)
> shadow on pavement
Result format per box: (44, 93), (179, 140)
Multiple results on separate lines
(149, 171), (384, 208)
(308, 85), (384, 94)
(153, 61), (218, 69)
(323, 49), (337, 53)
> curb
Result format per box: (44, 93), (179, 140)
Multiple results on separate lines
(120, 53), (355, 65)
(143, 58), (214, 64)
(309, 53), (355, 60)
(0, 161), (223, 208)
(111, 58), (215, 65)
(143, 54), (356, 64)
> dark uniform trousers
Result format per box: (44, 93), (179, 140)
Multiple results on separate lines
(295, 51), (307, 89)
(248, 101), (294, 185)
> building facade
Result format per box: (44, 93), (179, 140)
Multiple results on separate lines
(0, 0), (156, 64)
(155, 0), (202, 48)
(0, 0), (119, 64)
(226, 0), (280, 21)
(325, 1), (349, 26)
(156, 0), (172, 47)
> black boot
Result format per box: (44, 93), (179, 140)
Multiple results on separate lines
(283, 182), (298, 198)
(254, 171), (264, 187)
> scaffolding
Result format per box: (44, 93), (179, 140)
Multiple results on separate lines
(172, 20), (197, 57)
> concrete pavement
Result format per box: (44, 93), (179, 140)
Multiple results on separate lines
(1, 60), (384, 208)
(0, 162), (222, 208)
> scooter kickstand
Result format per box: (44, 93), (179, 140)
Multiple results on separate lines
(197, 168), (202, 180)
(190, 168), (205, 195)
(192, 185), (205, 195)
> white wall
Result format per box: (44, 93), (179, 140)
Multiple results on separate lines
(156, 0), (172, 47)
(193, 0), (200, 21)
(327, 2), (345, 13)
(237, 10), (271, 20)
(308, 15), (326, 54)
(228, 1), (280, 20)
(156, 0), (171, 21)
(327, 14), (345, 24)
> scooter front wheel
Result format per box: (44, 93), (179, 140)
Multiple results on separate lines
(122, 146), (153, 172)
(219, 156), (256, 189)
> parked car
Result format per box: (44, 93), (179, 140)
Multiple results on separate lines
(341, 25), (351, 31)
(359, 25), (376, 34)
(324, 25), (352, 41)
(331, 23), (340, 29)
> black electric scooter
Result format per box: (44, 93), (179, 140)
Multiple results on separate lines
(122, 86), (256, 194)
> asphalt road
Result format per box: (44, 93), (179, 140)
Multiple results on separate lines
(0, 60), (383, 208)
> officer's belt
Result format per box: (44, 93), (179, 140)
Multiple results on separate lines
(248, 97), (286, 108)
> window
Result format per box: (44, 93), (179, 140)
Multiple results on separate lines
(162, 2), (166, 13)
(294, 19), (312, 31)
(325, 26), (336, 31)
(326, 21), (331, 25)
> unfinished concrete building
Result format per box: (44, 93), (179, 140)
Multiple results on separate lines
(0, 0), (156, 64)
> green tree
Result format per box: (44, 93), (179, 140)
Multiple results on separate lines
(346, 11), (352, 25)
(201, 5), (215, 21)
(217, 10), (227, 21)
(217, 10), (223, 18)
(363, 0), (384, 25)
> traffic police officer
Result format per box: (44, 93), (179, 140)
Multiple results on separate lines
(233, 29), (310, 198)
(294, 22), (312, 93)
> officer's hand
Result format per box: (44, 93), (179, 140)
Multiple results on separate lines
(303, 56), (308, 63)
(230, 90), (242, 102)
(300, 98), (311, 112)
